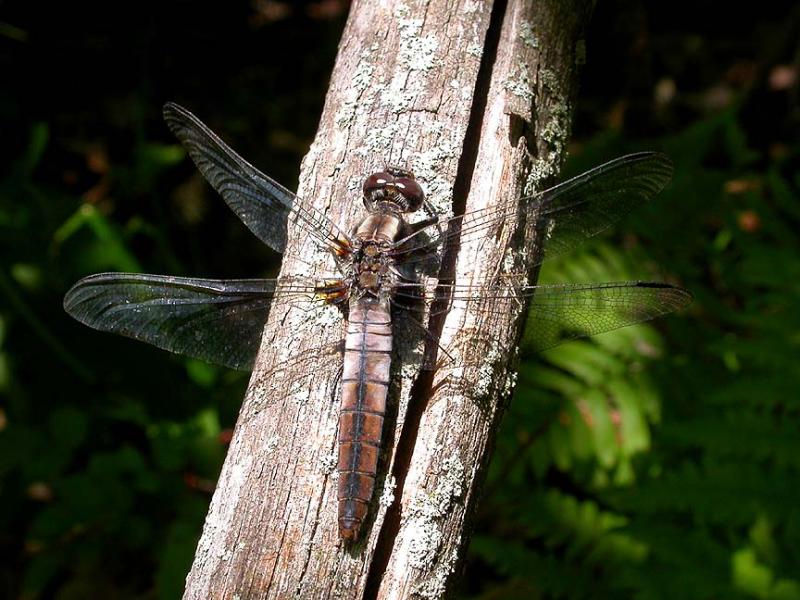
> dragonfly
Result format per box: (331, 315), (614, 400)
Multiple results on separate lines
(63, 103), (692, 542)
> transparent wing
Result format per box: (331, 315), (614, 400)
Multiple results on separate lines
(63, 273), (345, 370)
(392, 153), (673, 268)
(518, 281), (691, 353)
(246, 340), (345, 415)
(163, 102), (351, 255)
(392, 279), (692, 355)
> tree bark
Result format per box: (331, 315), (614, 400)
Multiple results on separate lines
(183, 1), (592, 598)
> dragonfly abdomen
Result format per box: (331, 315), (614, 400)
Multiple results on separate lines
(337, 297), (392, 541)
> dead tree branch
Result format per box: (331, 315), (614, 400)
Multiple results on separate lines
(183, 1), (592, 598)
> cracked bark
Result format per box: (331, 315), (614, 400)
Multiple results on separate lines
(182, 1), (593, 598)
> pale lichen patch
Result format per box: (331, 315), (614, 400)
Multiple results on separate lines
(265, 434), (280, 455)
(395, 5), (439, 73)
(289, 378), (327, 408)
(540, 67), (560, 93)
(382, 86), (416, 114)
(359, 120), (402, 156)
(436, 455), (465, 507)
(503, 65), (534, 103)
(466, 42), (482, 58)
(352, 60), (375, 90)
(538, 72), (570, 153)
(519, 21), (539, 49)
(401, 35), (439, 72)
(394, 2), (412, 18)
(319, 451), (337, 474)
(409, 132), (459, 212)
(376, 64), (414, 114)
(334, 58), (376, 128)
(525, 157), (558, 193)
(525, 69), (571, 193)
(379, 475), (397, 508)
(502, 369), (519, 397)
(413, 541), (460, 599)
(472, 346), (504, 399)
(399, 360), (423, 393)
(463, 0), (482, 13)
(541, 121), (565, 150)
(294, 302), (341, 334)
(407, 519), (442, 570)
(403, 454), (465, 571)
(501, 247), (519, 274)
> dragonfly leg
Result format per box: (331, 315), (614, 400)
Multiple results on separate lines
(330, 364), (343, 404)
(390, 301), (454, 370)
(245, 339), (345, 417)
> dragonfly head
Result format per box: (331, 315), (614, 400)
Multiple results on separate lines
(362, 167), (425, 213)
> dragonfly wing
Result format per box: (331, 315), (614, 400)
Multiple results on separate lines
(63, 273), (342, 370)
(391, 152), (672, 270)
(392, 279), (692, 355)
(528, 152), (673, 264)
(163, 102), (351, 255)
(519, 281), (691, 354)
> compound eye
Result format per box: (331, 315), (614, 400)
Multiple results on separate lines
(393, 177), (425, 210)
(363, 172), (393, 196)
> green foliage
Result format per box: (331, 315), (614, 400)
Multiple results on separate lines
(2, 2), (799, 599)
(0, 114), (247, 599)
(462, 102), (800, 598)
(0, 2), (350, 595)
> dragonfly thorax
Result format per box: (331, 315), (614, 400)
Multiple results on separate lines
(353, 242), (391, 293)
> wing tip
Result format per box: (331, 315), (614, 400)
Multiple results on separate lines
(162, 102), (196, 135)
(649, 151), (673, 178)
(63, 281), (93, 325)
(63, 272), (138, 317)
(62, 286), (78, 315)
(63, 275), (98, 316)
(632, 280), (694, 310)
(626, 150), (674, 179)
(162, 101), (184, 119)
(626, 151), (674, 197)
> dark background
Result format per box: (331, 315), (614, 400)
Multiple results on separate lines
(1, 1), (799, 598)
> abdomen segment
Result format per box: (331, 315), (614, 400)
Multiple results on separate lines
(337, 297), (392, 541)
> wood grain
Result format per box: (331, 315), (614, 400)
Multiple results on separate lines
(183, 0), (592, 597)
